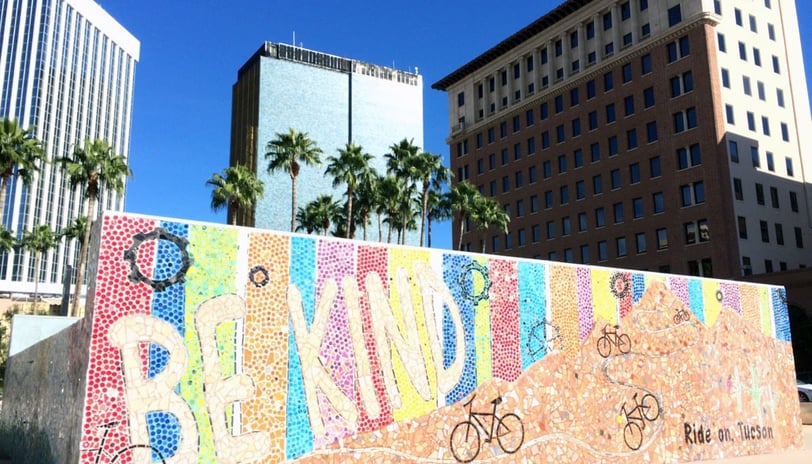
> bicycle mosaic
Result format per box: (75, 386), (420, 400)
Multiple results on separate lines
(72, 212), (800, 463)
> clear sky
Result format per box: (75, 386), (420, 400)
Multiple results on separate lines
(104, 0), (812, 251)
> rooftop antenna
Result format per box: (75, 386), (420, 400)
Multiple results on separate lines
(292, 31), (296, 47)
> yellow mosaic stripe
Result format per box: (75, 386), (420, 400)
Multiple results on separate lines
(702, 280), (723, 328)
(388, 248), (436, 421)
(474, 256), (492, 385)
(759, 286), (774, 337)
(739, 284), (761, 331)
(184, 225), (239, 463)
(551, 265), (580, 358)
(591, 268), (618, 326)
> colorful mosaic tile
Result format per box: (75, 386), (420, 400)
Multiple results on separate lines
(77, 212), (802, 463)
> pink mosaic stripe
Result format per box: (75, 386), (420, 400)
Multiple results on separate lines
(719, 281), (742, 315)
(577, 267), (594, 341)
(669, 276), (690, 307)
(618, 271), (633, 319)
(489, 259), (522, 382)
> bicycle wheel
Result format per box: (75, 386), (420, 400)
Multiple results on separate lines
(496, 413), (525, 454)
(623, 421), (644, 450)
(450, 421), (480, 463)
(673, 313), (681, 324)
(640, 394), (660, 421)
(617, 334), (632, 354)
(597, 336), (612, 357)
(110, 444), (166, 464)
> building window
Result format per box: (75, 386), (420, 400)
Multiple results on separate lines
(546, 221), (555, 239)
(604, 12), (613, 30)
(530, 195), (539, 213)
(749, 15), (757, 33)
(616, 236), (628, 257)
(641, 54), (652, 74)
(518, 229), (526, 246)
(790, 191), (799, 212)
(593, 174), (603, 195)
(556, 125), (565, 143)
(668, 5), (682, 26)
(622, 63), (632, 83)
(560, 185), (569, 205)
(760, 220), (770, 243)
(777, 88), (785, 107)
(769, 186), (780, 208)
(646, 121), (658, 143)
(515, 171), (524, 188)
(657, 228), (668, 250)
(677, 144), (701, 169)
(786, 157), (794, 177)
(609, 136), (619, 157)
(755, 183), (765, 205)
(753, 48), (761, 67)
(747, 112), (756, 131)
(606, 103), (616, 123)
(502, 176), (510, 192)
(614, 202), (624, 223)
(650, 156), (661, 178)
(795, 227), (804, 248)
(667, 36), (690, 62)
(738, 216), (748, 239)
(588, 111), (598, 130)
(718, 33), (726, 52)
(627, 129), (638, 149)
(644, 87), (655, 108)
(733, 178), (744, 200)
(680, 182), (705, 206)
(586, 21), (595, 39)
(766, 151), (774, 171)
(501, 149), (509, 165)
(562, 217), (571, 236)
(543, 160), (552, 178)
(604, 72), (614, 91)
(653, 192), (664, 213)
(738, 41), (747, 61)
(721, 68), (730, 88)
(781, 122), (790, 141)
(636, 233), (647, 253)
(527, 137), (536, 155)
(772, 55), (781, 74)
(598, 241), (608, 261)
(576, 180), (586, 200)
(574, 149), (584, 168)
(674, 107), (698, 133)
(611, 169), (621, 189)
(564, 248), (573, 263)
(641, 23), (651, 37)
(633, 197), (644, 218)
(572, 118), (582, 137)
(529, 165), (537, 183)
(595, 207), (606, 227)
(714, 0), (722, 15)
(729, 140), (739, 162)
(630, 163), (641, 184)
(558, 154), (567, 173)
(591, 143), (600, 162)
(532, 225), (540, 243)
(757, 81), (765, 101)
(671, 71), (694, 97)
(624, 95), (635, 116)
(545, 191), (553, 209)
(578, 212), (588, 232)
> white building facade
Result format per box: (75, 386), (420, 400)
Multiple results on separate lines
(0, 0), (139, 295)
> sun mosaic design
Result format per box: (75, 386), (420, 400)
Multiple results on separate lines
(78, 212), (792, 463)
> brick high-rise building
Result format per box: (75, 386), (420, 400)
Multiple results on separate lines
(433, 0), (811, 278)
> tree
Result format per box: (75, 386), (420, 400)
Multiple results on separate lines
(470, 197), (510, 252)
(385, 139), (420, 242)
(206, 165), (264, 225)
(58, 138), (132, 317)
(378, 175), (407, 244)
(0, 118), (46, 216)
(19, 225), (58, 311)
(448, 181), (480, 250)
(426, 189), (452, 248)
(409, 151), (451, 247)
(295, 206), (318, 234)
(303, 195), (341, 236)
(59, 216), (88, 245)
(0, 225), (15, 254)
(265, 128), (323, 232)
(354, 173), (380, 241)
(324, 143), (374, 239)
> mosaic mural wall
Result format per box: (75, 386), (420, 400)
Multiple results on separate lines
(75, 212), (802, 463)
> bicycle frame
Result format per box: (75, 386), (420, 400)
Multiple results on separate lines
(463, 395), (501, 442)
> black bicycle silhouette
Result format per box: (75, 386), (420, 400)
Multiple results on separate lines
(527, 318), (563, 358)
(596, 324), (631, 358)
(449, 394), (524, 462)
(83, 420), (166, 464)
(620, 393), (660, 450)
(673, 308), (690, 324)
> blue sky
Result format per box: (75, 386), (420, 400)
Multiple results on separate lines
(104, 0), (812, 251)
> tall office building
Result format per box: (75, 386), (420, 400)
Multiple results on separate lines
(434, 0), (812, 279)
(0, 0), (139, 295)
(230, 42), (423, 240)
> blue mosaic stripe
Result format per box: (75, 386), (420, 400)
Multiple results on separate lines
(518, 261), (546, 369)
(147, 220), (188, 459)
(688, 278), (705, 325)
(443, 253), (477, 405)
(632, 272), (646, 304)
(772, 287), (791, 342)
(286, 236), (316, 459)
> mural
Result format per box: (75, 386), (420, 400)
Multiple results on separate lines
(77, 212), (802, 463)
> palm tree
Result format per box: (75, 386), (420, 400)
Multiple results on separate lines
(304, 194), (341, 236)
(0, 225), (15, 253)
(409, 151), (451, 246)
(206, 165), (264, 225)
(58, 138), (132, 317)
(448, 181), (480, 250)
(324, 143), (374, 238)
(265, 128), (323, 232)
(59, 216), (88, 244)
(378, 175), (407, 244)
(385, 139), (421, 242)
(20, 224), (58, 312)
(354, 173), (380, 241)
(0, 118), (46, 216)
(426, 190), (452, 248)
(471, 197), (510, 252)
(295, 206), (318, 234)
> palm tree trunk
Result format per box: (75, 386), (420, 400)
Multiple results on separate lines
(377, 214), (383, 242)
(457, 213), (466, 250)
(362, 212), (368, 241)
(427, 217), (433, 248)
(420, 187), (428, 247)
(31, 252), (41, 313)
(71, 198), (94, 317)
(290, 175), (297, 232)
(387, 220), (393, 244)
(228, 205), (237, 226)
(481, 239), (486, 253)
(346, 189), (353, 239)
(0, 176), (8, 221)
